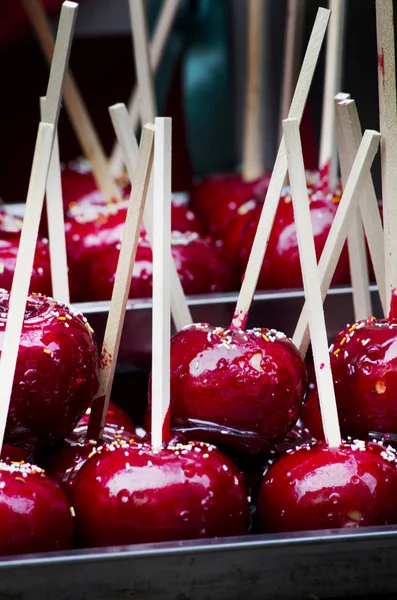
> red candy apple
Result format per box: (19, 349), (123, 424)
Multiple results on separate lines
(0, 461), (74, 556)
(166, 323), (307, 455)
(0, 291), (98, 452)
(258, 440), (397, 533)
(191, 172), (270, 236)
(78, 400), (134, 431)
(0, 212), (51, 295)
(72, 439), (249, 547)
(88, 232), (236, 302)
(330, 316), (397, 440)
(237, 187), (350, 290)
(40, 424), (136, 495)
(300, 384), (324, 440)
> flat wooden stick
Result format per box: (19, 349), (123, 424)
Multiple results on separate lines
(319, 0), (346, 188)
(337, 98), (386, 314)
(334, 95), (371, 321)
(129, 0), (157, 125)
(151, 118), (172, 449)
(232, 7), (330, 330)
(293, 129), (381, 356)
(376, 0), (397, 315)
(279, 0), (306, 140)
(241, 0), (265, 182)
(109, 104), (139, 175)
(109, 103), (192, 330)
(0, 124), (55, 450)
(0, 1), (77, 450)
(284, 117), (341, 448)
(21, 0), (121, 203)
(87, 125), (155, 441)
(110, 0), (180, 177)
(40, 96), (70, 305)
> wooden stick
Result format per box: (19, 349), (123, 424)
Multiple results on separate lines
(337, 98), (386, 314)
(319, 0), (346, 187)
(87, 125), (155, 441)
(293, 129), (381, 356)
(21, 0), (121, 203)
(0, 1), (77, 450)
(110, 0), (180, 177)
(232, 7), (330, 330)
(129, 0), (157, 125)
(284, 117), (341, 448)
(0, 124), (54, 450)
(334, 95), (371, 321)
(109, 103), (192, 330)
(376, 0), (397, 315)
(109, 104), (139, 175)
(40, 96), (70, 305)
(279, 0), (306, 139)
(151, 118), (172, 449)
(241, 0), (265, 182)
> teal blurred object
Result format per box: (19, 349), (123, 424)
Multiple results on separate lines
(149, 0), (235, 178)
(182, 0), (236, 176)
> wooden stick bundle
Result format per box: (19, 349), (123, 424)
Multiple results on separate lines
(284, 117), (341, 448)
(87, 124), (155, 441)
(110, 0), (180, 177)
(293, 129), (381, 356)
(0, 1), (78, 450)
(232, 7), (331, 330)
(22, 0), (121, 203)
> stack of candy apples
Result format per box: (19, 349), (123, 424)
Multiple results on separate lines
(1, 0), (397, 563)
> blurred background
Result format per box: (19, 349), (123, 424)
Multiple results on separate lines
(0, 0), (391, 203)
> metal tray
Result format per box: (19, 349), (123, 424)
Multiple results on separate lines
(0, 525), (396, 599)
(74, 285), (383, 369)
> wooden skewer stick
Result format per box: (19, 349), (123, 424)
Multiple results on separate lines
(0, 1), (77, 450)
(129, 0), (157, 125)
(284, 117), (341, 448)
(279, 0), (306, 139)
(21, 0), (121, 203)
(293, 129), (381, 356)
(232, 7), (330, 331)
(337, 98), (386, 315)
(376, 0), (397, 315)
(40, 96), (70, 305)
(109, 103), (192, 331)
(87, 125), (155, 441)
(319, 0), (346, 187)
(241, 0), (265, 182)
(109, 104), (140, 176)
(151, 118), (172, 449)
(334, 94), (371, 321)
(110, 0), (180, 177)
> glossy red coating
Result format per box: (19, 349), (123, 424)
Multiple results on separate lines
(40, 425), (136, 495)
(72, 439), (249, 547)
(88, 233), (236, 301)
(0, 461), (73, 556)
(191, 172), (270, 236)
(0, 212), (51, 295)
(300, 384), (324, 440)
(330, 317), (397, 439)
(166, 323), (307, 455)
(258, 440), (397, 533)
(77, 401), (134, 431)
(65, 201), (128, 302)
(61, 159), (99, 210)
(0, 291), (98, 452)
(237, 189), (350, 290)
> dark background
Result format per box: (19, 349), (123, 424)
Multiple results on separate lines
(0, 0), (393, 204)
